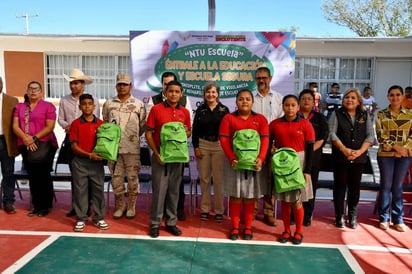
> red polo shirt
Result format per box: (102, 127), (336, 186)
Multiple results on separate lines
(69, 115), (104, 155)
(146, 101), (191, 148)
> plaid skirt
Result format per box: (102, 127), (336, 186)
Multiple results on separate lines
(222, 159), (270, 199)
(273, 151), (314, 203)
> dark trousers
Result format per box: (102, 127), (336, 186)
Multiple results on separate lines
(333, 162), (364, 217)
(0, 137), (16, 206)
(21, 145), (56, 210)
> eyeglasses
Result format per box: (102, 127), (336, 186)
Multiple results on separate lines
(27, 87), (40, 92)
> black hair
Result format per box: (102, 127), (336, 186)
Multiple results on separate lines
(282, 94), (299, 105)
(387, 85), (403, 95)
(255, 67), (272, 77)
(165, 80), (183, 91)
(27, 81), (42, 91)
(236, 89), (254, 102)
(331, 83), (340, 88)
(79, 93), (94, 103)
(161, 71), (177, 83)
(308, 82), (318, 88)
(298, 89), (315, 101)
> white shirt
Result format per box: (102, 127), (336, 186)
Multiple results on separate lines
(252, 89), (283, 123)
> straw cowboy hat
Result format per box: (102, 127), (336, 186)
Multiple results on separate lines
(63, 69), (93, 84)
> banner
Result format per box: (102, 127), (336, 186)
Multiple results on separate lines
(130, 31), (296, 111)
(130, 31), (296, 171)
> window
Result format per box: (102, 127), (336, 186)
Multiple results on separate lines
(46, 54), (130, 99)
(295, 57), (373, 96)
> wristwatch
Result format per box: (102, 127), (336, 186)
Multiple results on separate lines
(32, 136), (39, 142)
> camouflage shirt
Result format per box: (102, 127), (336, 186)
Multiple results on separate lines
(102, 95), (146, 154)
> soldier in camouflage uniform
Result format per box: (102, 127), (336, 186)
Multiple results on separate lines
(102, 74), (146, 219)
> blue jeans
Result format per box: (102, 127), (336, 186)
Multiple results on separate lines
(377, 156), (411, 224)
(0, 137), (16, 206)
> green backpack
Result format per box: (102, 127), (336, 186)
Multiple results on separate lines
(93, 122), (122, 161)
(160, 122), (189, 163)
(271, 147), (306, 193)
(232, 129), (260, 171)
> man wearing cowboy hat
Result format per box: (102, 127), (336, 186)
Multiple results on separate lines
(58, 68), (100, 217)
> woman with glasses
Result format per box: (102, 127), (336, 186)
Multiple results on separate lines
(298, 89), (329, 226)
(376, 85), (412, 232)
(12, 81), (58, 217)
(328, 88), (374, 229)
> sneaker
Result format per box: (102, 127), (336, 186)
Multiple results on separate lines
(74, 221), (86, 232)
(215, 214), (223, 223)
(393, 223), (407, 232)
(94, 220), (109, 230)
(379, 222), (389, 230)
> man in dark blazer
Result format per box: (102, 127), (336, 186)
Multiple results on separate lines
(0, 76), (19, 214)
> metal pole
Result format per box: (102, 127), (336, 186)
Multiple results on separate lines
(208, 0), (215, 31)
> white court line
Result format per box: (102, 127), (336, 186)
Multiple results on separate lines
(3, 234), (60, 274)
(6, 229), (412, 274)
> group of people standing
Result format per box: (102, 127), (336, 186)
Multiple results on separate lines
(1, 66), (411, 241)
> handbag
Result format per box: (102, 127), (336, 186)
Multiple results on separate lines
(28, 141), (53, 163)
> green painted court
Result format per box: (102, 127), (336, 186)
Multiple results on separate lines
(16, 236), (357, 274)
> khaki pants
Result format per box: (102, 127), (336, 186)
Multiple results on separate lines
(197, 139), (225, 214)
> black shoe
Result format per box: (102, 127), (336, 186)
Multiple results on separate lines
(177, 209), (186, 221)
(28, 209), (40, 217)
(165, 225), (182, 236)
(303, 216), (312, 227)
(200, 212), (209, 221)
(66, 209), (76, 217)
(37, 209), (50, 217)
(348, 218), (358, 229)
(150, 227), (159, 238)
(229, 228), (239, 241)
(335, 216), (344, 228)
(243, 228), (253, 240)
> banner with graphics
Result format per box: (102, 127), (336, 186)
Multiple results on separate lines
(130, 31), (296, 111)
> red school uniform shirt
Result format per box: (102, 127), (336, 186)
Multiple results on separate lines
(69, 115), (104, 155)
(146, 101), (191, 148)
(219, 111), (269, 162)
(269, 116), (315, 152)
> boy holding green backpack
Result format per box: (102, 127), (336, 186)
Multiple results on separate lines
(145, 80), (191, 238)
(69, 94), (109, 232)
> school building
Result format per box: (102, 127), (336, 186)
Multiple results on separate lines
(0, 33), (411, 109)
